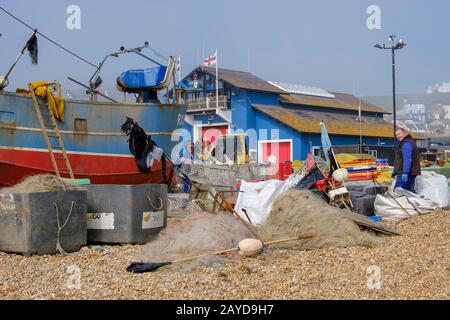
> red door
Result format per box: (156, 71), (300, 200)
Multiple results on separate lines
(260, 141), (292, 180)
(260, 141), (292, 164)
(201, 125), (228, 144)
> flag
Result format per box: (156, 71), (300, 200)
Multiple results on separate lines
(203, 50), (217, 66)
(26, 33), (38, 65)
(320, 121), (332, 163)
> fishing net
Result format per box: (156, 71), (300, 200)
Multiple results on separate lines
(137, 189), (384, 271)
(137, 212), (253, 269)
(259, 189), (383, 250)
(178, 162), (270, 187)
(179, 162), (204, 177)
(167, 193), (190, 211)
(1, 175), (78, 193)
(167, 193), (207, 218)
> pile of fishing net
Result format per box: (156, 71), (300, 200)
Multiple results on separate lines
(138, 212), (253, 269)
(259, 189), (384, 249)
(1, 175), (78, 193)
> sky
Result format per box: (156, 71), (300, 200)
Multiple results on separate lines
(1, 0), (449, 98)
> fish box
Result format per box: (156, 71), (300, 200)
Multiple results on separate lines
(0, 191), (87, 255)
(85, 184), (167, 244)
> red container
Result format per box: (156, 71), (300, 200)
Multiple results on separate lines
(278, 162), (293, 181)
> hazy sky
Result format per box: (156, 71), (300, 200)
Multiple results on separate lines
(1, 0), (449, 97)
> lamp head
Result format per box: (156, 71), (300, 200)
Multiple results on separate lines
(396, 39), (406, 49)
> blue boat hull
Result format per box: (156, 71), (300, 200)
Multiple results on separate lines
(0, 91), (186, 186)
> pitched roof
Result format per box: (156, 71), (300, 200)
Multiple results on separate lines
(252, 104), (400, 138)
(279, 92), (389, 114)
(199, 66), (284, 93)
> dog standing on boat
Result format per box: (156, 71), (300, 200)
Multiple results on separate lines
(121, 117), (168, 183)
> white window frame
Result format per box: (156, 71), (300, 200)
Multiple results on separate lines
(312, 146), (322, 157)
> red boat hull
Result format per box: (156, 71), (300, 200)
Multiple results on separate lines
(0, 148), (173, 187)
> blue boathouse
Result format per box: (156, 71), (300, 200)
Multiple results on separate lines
(179, 65), (394, 164)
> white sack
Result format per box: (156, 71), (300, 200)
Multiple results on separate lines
(415, 171), (449, 208)
(374, 188), (439, 220)
(235, 180), (289, 226)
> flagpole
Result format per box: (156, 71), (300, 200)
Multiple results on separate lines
(215, 48), (219, 110)
(177, 55), (181, 83)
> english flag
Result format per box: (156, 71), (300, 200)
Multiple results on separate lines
(203, 50), (217, 66)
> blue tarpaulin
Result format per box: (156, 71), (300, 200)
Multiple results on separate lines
(118, 66), (167, 89)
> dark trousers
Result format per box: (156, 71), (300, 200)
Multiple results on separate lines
(394, 175), (417, 193)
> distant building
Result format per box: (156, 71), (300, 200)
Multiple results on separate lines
(443, 105), (450, 120)
(401, 102), (426, 123)
(178, 66), (395, 162)
(429, 119), (446, 133)
(427, 104), (444, 121)
(427, 82), (450, 94)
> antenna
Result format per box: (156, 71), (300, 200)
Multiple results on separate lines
(247, 48), (251, 72)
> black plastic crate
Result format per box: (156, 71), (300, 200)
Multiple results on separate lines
(85, 184), (167, 244)
(0, 191), (87, 255)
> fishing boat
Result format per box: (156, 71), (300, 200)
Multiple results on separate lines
(0, 35), (186, 187)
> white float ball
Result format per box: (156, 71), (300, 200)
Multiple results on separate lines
(237, 238), (264, 257)
(332, 168), (349, 182)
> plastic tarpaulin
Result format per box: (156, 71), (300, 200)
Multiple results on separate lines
(415, 171), (449, 208)
(118, 66), (167, 89)
(320, 122), (332, 163)
(234, 180), (289, 226)
(374, 188), (439, 220)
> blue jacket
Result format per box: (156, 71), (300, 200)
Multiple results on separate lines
(401, 141), (413, 174)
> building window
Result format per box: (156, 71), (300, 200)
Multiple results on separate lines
(312, 146), (322, 157)
(368, 150), (378, 158)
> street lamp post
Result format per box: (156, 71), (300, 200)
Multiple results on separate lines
(374, 35), (406, 144)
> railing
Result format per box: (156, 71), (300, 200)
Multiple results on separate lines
(186, 96), (228, 112)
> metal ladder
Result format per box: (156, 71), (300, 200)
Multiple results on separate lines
(29, 83), (74, 179)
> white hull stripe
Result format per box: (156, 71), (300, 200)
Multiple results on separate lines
(0, 146), (135, 158)
(0, 124), (173, 136)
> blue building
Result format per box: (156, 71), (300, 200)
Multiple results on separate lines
(179, 65), (394, 163)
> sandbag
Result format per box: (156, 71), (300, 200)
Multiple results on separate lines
(415, 171), (449, 208)
(374, 188), (438, 220)
(234, 180), (289, 226)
